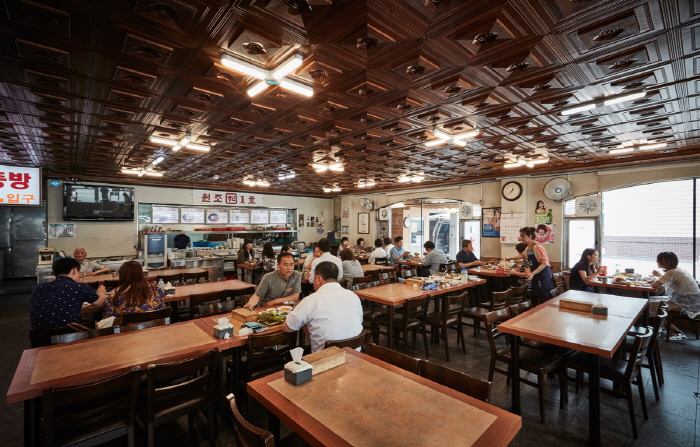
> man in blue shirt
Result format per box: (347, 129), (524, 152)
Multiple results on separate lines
(30, 258), (106, 328)
(389, 236), (411, 266)
(456, 240), (482, 267)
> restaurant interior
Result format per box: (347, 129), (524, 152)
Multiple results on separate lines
(1, 0), (700, 446)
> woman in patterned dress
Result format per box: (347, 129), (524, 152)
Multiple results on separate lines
(105, 261), (165, 325)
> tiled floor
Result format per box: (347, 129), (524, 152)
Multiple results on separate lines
(1, 278), (698, 446)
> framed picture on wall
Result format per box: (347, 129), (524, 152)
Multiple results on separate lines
(358, 212), (370, 234)
(482, 207), (501, 238)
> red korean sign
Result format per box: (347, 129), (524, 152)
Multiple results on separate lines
(0, 165), (41, 205)
(192, 189), (263, 207)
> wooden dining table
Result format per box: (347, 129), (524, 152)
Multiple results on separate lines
(354, 280), (486, 349)
(248, 347), (521, 447)
(586, 278), (656, 298)
(498, 290), (648, 446)
(79, 268), (209, 284)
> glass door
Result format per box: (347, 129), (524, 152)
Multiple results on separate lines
(462, 220), (481, 258)
(565, 218), (598, 269)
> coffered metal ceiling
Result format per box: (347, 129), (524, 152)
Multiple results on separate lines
(0, 0), (699, 197)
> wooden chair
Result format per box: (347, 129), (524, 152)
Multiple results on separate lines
(665, 309), (700, 341)
(138, 348), (219, 447)
(226, 393), (275, 447)
(373, 296), (429, 357)
(42, 367), (140, 447)
(401, 269), (417, 279)
(440, 262), (461, 274)
(228, 286), (256, 308)
(364, 343), (421, 374)
(373, 257), (388, 266)
(352, 282), (372, 291)
(51, 327), (116, 345)
(462, 289), (490, 336)
(103, 279), (120, 290)
(325, 328), (372, 351)
(483, 309), (565, 423)
(120, 307), (172, 325)
(377, 271), (398, 283)
(627, 308), (667, 401)
(479, 289), (510, 311)
(548, 287), (560, 299)
(120, 319), (170, 332)
(423, 292), (467, 361)
(508, 286), (527, 305)
(338, 279), (349, 289)
(183, 270), (209, 284)
(553, 272), (567, 291)
(563, 327), (652, 438)
(200, 300), (238, 318)
(353, 275), (372, 286)
(156, 273), (183, 284)
(186, 290), (226, 320)
(30, 326), (78, 348)
(418, 361), (491, 403)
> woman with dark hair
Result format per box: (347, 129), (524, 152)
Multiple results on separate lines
(519, 226), (555, 305)
(280, 244), (293, 253)
(105, 261), (165, 325)
(506, 242), (532, 291)
(569, 248), (600, 292)
(651, 252), (700, 339)
(340, 249), (364, 283)
(237, 239), (256, 283)
(260, 242), (276, 274)
(535, 200), (548, 214)
(353, 238), (367, 254)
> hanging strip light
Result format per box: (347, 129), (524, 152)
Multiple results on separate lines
(560, 90), (646, 116)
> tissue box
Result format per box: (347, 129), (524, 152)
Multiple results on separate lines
(284, 361), (313, 386)
(213, 324), (233, 339)
(591, 304), (608, 316)
(164, 287), (176, 295)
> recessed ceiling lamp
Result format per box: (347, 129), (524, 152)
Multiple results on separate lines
(221, 53), (313, 97)
(312, 162), (344, 172)
(322, 184), (342, 193)
(424, 128), (479, 147)
(358, 179), (375, 188)
(243, 178), (270, 187)
(503, 149), (549, 168)
(609, 141), (668, 154)
(278, 172), (296, 180)
(149, 132), (210, 152)
(121, 168), (163, 177)
(560, 90), (646, 116)
(398, 174), (425, 183)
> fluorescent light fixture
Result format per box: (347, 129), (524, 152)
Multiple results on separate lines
(425, 139), (445, 147)
(453, 139), (467, 146)
(411, 175), (424, 182)
(312, 163), (328, 172)
(504, 162), (521, 168)
(272, 54), (302, 79)
(255, 180), (270, 187)
(153, 156), (165, 165)
(329, 163), (344, 172)
(332, 187), (341, 192)
(220, 55), (266, 79)
(603, 91), (646, 106)
(243, 179), (256, 186)
(398, 176), (411, 183)
(454, 129), (479, 139)
(179, 135), (191, 146)
(149, 136), (179, 146)
(609, 148), (634, 155)
(121, 168), (163, 177)
(184, 142), (210, 152)
(530, 158), (548, 164)
(323, 187), (332, 192)
(279, 79), (314, 97)
(639, 143), (667, 150)
(561, 104), (596, 115)
(247, 80), (269, 97)
(172, 145), (181, 152)
(433, 130), (450, 140)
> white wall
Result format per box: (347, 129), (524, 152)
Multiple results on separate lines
(47, 182), (333, 257)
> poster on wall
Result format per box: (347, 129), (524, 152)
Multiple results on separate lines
(316, 211), (325, 234)
(534, 199), (553, 225)
(251, 209), (269, 224)
(0, 165), (41, 205)
(342, 207), (349, 220)
(180, 207), (205, 224)
(482, 208), (501, 238)
(341, 225), (349, 234)
(48, 223), (75, 238)
(499, 213), (524, 244)
(535, 223), (557, 244)
(269, 209), (287, 224)
(230, 209), (250, 224)
(358, 212), (370, 234)
(205, 208), (228, 224)
(299, 214), (304, 227)
(152, 206), (179, 224)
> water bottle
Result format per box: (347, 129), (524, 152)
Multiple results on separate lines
(461, 267), (468, 283)
(158, 279), (165, 290)
(615, 264), (620, 276)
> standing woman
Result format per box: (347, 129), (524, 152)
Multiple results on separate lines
(237, 239), (256, 283)
(519, 226), (555, 305)
(105, 261), (165, 325)
(569, 248), (600, 292)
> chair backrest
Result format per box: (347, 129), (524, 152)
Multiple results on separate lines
(352, 282), (371, 291)
(508, 286), (527, 303)
(228, 286), (256, 306)
(365, 343), (421, 374)
(440, 263), (461, 273)
(246, 331), (298, 382)
(227, 393), (275, 447)
(103, 279), (120, 290)
(199, 301), (237, 318)
(647, 308), (668, 352)
(553, 273), (567, 291)
(378, 271), (398, 283)
(338, 279), (349, 289)
(625, 327), (653, 380)
(353, 275), (372, 285)
(439, 292), (467, 323)
(119, 318), (170, 332)
(51, 327), (116, 345)
(120, 307), (172, 325)
(488, 290), (510, 310)
(156, 273), (183, 284)
(42, 367), (140, 447)
(549, 288), (560, 298)
(325, 328), (372, 351)
(373, 257), (388, 266)
(30, 326), (76, 348)
(377, 279), (391, 286)
(84, 281), (100, 291)
(401, 296), (429, 322)
(183, 271), (209, 283)
(189, 291), (226, 318)
(508, 301), (533, 317)
(419, 361), (491, 402)
(401, 269), (417, 279)
(483, 309), (512, 354)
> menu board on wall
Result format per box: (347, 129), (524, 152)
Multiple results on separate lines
(269, 209), (287, 224)
(251, 209), (269, 224)
(206, 208), (229, 224)
(500, 213), (524, 244)
(152, 206), (179, 224)
(230, 209), (250, 224)
(180, 207), (205, 224)
(138, 203), (152, 223)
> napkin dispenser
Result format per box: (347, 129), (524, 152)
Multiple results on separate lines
(591, 304), (609, 316)
(163, 281), (176, 295)
(212, 317), (234, 339)
(284, 347), (313, 385)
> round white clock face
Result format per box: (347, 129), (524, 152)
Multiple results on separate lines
(460, 205), (472, 218)
(403, 217), (411, 228)
(502, 181), (522, 201)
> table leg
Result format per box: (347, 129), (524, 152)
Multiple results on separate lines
(24, 397), (40, 447)
(588, 354), (601, 446)
(170, 301), (179, 323)
(267, 409), (280, 441)
(510, 334), (521, 415)
(387, 305), (394, 350)
(641, 291), (650, 326)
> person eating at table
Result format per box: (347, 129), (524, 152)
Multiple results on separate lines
(420, 241), (448, 276)
(456, 240), (482, 267)
(519, 226), (555, 305)
(569, 248), (601, 292)
(505, 243), (532, 290)
(340, 248), (364, 283)
(389, 236), (411, 266)
(244, 252), (302, 309)
(303, 246), (322, 272)
(73, 247), (110, 276)
(282, 261), (363, 352)
(650, 251), (700, 340)
(30, 258), (107, 329)
(105, 260), (165, 325)
(353, 238), (367, 254)
(383, 237), (394, 257)
(309, 238), (343, 282)
(368, 238), (387, 265)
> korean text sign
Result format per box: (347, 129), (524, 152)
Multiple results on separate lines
(0, 165), (41, 205)
(192, 189), (263, 207)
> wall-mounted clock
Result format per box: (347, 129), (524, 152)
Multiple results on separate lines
(403, 217), (411, 228)
(502, 181), (523, 201)
(359, 197), (374, 210)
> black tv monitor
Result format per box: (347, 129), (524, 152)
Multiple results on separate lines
(63, 184), (135, 221)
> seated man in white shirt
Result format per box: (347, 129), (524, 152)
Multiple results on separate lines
(309, 238), (343, 282)
(73, 248), (110, 276)
(367, 238), (387, 265)
(283, 261), (363, 352)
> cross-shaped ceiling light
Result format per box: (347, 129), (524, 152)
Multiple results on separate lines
(149, 133), (210, 152)
(503, 148), (549, 168)
(424, 129), (480, 147)
(221, 53), (313, 97)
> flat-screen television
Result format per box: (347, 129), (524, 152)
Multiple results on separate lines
(63, 184), (135, 221)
